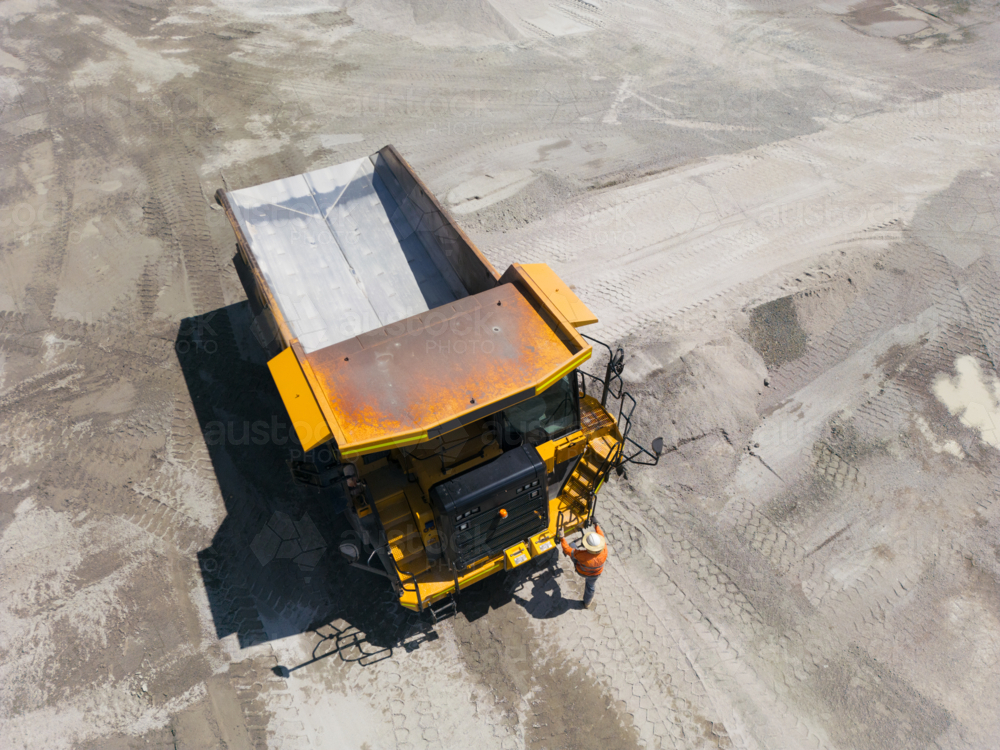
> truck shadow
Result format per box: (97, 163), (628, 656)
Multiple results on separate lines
(178, 302), (576, 655)
(272, 620), (436, 676)
(273, 559), (573, 678)
(178, 302), (416, 652)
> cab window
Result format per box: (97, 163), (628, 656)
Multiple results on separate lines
(502, 372), (579, 447)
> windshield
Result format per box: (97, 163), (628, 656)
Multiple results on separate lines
(502, 372), (579, 446)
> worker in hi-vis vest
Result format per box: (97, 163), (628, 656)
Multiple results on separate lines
(557, 521), (607, 608)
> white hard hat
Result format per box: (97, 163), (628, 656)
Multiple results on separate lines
(582, 531), (606, 553)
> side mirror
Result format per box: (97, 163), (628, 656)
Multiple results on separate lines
(652, 437), (664, 457)
(338, 541), (360, 563)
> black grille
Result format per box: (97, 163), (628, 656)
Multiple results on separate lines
(429, 445), (548, 571)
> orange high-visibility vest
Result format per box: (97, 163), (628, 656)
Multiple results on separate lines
(560, 524), (607, 577)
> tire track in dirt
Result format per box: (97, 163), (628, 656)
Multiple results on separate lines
(595, 489), (836, 750)
(0, 363), (84, 410)
(710, 230), (999, 745)
(525, 566), (706, 749)
(0, 128), (74, 328)
(612, 463), (955, 750)
(228, 650), (292, 749)
(485, 100), (995, 343)
(137, 137), (225, 314)
(620, 420), (970, 747)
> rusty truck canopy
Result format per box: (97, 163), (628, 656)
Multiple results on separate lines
(219, 145), (594, 455)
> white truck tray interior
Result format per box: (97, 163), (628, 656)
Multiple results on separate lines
(225, 153), (470, 353)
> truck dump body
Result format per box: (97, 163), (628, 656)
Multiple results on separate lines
(223, 148), (491, 354)
(217, 145), (640, 615)
(220, 145), (592, 456)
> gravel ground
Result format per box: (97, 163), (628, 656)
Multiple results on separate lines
(1, 1), (999, 748)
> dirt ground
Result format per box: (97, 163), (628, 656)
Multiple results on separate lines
(2, 0), (999, 748)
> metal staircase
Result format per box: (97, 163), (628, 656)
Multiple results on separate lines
(566, 334), (664, 526)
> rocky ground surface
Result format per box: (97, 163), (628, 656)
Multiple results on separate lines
(1, 0), (999, 748)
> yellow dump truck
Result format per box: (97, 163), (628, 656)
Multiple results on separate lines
(218, 145), (661, 618)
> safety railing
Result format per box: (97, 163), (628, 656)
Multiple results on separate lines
(398, 565), (424, 613)
(358, 509), (426, 613)
(573, 334), (664, 523)
(580, 334), (625, 407)
(584, 438), (623, 527)
(579, 333), (663, 468)
(578, 336), (636, 458)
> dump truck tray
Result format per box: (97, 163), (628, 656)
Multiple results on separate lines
(217, 146), (593, 456)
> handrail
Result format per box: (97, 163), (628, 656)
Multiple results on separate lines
(581, 333), (625, 406)
(620, 436), (662, 466)
(582, 438), (622, 527)
(572, 334), (662, 524)
(580, 332), (614, 361)
(610, 390), (636, 450)
(576, 368), (605, 394)
(369, 515), (425, 613)
(392, 555), (424, 613)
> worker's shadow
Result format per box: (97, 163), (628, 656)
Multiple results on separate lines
(506, 555), (581, 618)
(472, 550), (582, 620)
(178, 301), (426, 654)
(402, 553), (578, 629)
